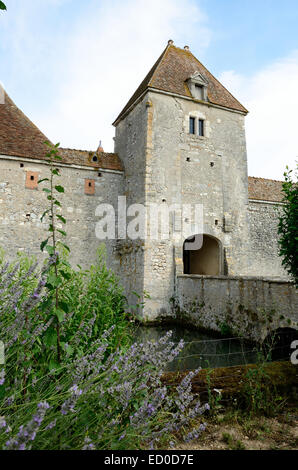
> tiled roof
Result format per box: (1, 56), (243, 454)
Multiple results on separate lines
(59, 148), (123, 171)
(248, 176), (284, 203)
(0, 89), (123, 171)
(0, 90), (50, 160)
(113, 43), (248, 124)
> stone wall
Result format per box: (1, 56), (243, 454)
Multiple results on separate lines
(247, 199), (288, 279)
(0, 155), (123, 272)
(114, 95), (148, 311)
(176, 274), (297, 342)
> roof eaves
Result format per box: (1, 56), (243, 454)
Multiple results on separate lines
(146, 86), (248, 115)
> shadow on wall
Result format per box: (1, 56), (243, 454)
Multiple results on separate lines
(183, 234), (222, 275)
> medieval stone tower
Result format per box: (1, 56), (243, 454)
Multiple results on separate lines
(113, 41), (251, 319)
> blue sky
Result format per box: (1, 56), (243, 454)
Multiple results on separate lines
(199, 0), (298, 73)
(0, 0), (297, 179)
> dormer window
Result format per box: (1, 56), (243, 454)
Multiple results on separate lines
(186, 72), (208, 102)
(195, 84), (204, 100)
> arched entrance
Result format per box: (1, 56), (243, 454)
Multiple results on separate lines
(183, 234), (221, 275)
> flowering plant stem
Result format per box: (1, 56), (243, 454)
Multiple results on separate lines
(39, 142), (69, 365)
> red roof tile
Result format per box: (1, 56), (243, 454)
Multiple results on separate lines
(248, 176), (284, 203)
(0, 90), (50, 160)
(0, 89), (123, 171)
(59, 148), (123, 171)
(113, 43), (248, 124)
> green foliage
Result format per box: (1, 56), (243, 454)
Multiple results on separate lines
(38, 142), (68, 363)
(0, 250), (132, 377)
(222, 432), (245, 450)
(278, 164), (298, 285)
(55, 246), (132, 354)
(205, 368), (223, 415)
(242, 347), (286, 417)
(0, 2), (6, 11)
(219, 321), (234, 337)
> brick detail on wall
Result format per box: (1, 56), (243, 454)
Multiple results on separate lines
(25, 171), (39, 190)
(85, 179), (95, 195)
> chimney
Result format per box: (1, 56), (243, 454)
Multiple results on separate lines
(97, 140), (104, 153)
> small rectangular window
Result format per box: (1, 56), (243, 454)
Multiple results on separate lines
(189, 117), (195, 134)
(198, 119), (204, 136)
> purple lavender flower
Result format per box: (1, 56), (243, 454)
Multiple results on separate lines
(0, 369), (5, 386)
(5, 402), (50, 450)
(82, 437), (95, 450)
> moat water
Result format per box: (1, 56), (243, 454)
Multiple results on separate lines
(134, 324), (289, 371)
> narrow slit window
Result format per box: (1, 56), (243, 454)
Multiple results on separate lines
(189, 117), (195, 134)
(198, 119), (204, 136)
(85, 179), (95, 195)
(25, 171), (38, 189)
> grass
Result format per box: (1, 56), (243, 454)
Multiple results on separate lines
(174, 404), (298, 450)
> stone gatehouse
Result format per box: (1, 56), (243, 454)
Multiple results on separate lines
(0, 40), (296, 336)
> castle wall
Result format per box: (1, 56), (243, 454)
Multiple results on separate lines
(247, 199), (288, 279)
(114, 97), (148, 313)
(176, 274), (297, 342)
(0, 155), (123, 272)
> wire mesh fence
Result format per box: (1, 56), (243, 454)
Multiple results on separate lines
(135, 325), (297, 372)
(167, 337), (291, 372)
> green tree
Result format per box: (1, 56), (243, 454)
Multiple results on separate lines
(278, 164), (298, 285)
(0, 2), (6, 11)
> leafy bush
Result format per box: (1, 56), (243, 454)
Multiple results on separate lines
(278, 164), (298, 285)
(0, 249), (131, 375)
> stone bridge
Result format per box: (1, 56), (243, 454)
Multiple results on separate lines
(174, 275), (298, 343)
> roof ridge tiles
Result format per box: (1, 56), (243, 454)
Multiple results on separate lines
(248, 176), (284, 184)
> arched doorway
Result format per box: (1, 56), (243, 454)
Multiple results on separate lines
(183, 234), (221, 275)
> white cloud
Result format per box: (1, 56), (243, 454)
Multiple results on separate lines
(37, 0), (211, 151)
(219, 51), (298, 180)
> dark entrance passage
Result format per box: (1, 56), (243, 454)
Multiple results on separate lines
(183, 234), (221, 275)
